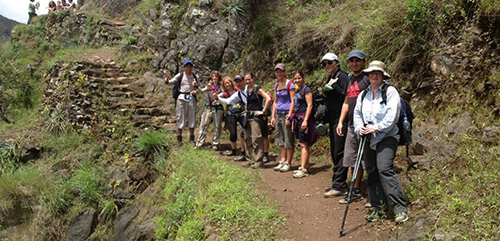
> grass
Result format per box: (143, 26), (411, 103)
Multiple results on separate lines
(136, 129), (172, 160)
(154, 145), (282, 240)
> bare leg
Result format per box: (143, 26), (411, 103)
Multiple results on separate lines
(300, 143), (310, 170)
(286, 147), (294, 164)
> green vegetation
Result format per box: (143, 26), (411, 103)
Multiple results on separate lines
(155, 145), (281, 240)
(136, 129), (171, 159)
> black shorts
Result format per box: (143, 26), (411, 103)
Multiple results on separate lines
(295, 118), (308, 144)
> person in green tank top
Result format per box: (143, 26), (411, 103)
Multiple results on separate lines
(28, 0), (39, 24)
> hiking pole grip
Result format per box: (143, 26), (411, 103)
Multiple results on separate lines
(339, 135), (367, 237)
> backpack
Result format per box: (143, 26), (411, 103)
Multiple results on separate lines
(360, 83), (414, 151)
(274, 79), (294, 95)
(172, 73), (199, 100)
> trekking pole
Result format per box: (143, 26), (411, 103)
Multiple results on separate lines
(339, 135), (367, 237)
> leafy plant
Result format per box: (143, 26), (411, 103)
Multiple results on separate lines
(0, 143), (19, 174)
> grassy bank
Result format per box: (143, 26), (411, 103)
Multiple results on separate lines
(155, 144), (282, 240)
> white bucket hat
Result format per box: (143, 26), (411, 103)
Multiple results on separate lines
(362, 60), (391, 79)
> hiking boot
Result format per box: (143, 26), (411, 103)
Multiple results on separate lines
(224, 149), (237, 156)
(323, 188), (346, 198)
(395, 212), (409, 224)
(366, 209), (381, 222)
(273, 162), (284, 171)
(242, 161), (254, 168)
(177, 135), (182, 144)
(339, 190), (363, 204)
(251, 162), (262, 169)
(234, 153), (246, 162)
(262, 155), (269, 163)
(189, 135), (195, 144)
(293, 169), (308, 178)
(279, 163), (291, 172)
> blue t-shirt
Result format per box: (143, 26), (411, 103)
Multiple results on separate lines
(293, 84), (312, 114)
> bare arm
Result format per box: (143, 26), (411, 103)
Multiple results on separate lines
(336, 96), (349, 136)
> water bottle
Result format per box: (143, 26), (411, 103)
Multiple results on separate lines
(403, 117), (411, 131)
(188, 94), (194, 101)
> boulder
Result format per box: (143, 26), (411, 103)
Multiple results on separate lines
(20, 144), (41, 163)
(482, 126), (500, 143)
(66, 207), (98, 241)
(397, 211), (436, 241)
(113, 206), (139, 241)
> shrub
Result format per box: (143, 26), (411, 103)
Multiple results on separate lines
(136, 129), (171, 159)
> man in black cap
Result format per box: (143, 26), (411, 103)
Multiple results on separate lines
(335, 50), (371, 204)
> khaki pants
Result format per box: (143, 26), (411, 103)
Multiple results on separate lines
(196, 108), (224, 147)
(244, 118), (264, 163)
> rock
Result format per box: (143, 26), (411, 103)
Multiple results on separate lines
(20, 144), (41, 163)
(128, 163), (149, 181)
(434, 231), (460, 241)
(482, 126), (500, 143)
(397, 211), (436, 241)
(51, 159), (70, 172)
(430, 54), (455, 77)
(113, 206), (139, 241)
(66, 207), (98, 241)
(113, 188), (134, 199)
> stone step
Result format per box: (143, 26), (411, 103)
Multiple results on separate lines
(107, 84), (145, 95)
(135, 107), (165, 116)
(82, 69), (112, 78)
(107, 91), (138, 98)
(90, 76), (136, 85)
(116, 76), (136, 84)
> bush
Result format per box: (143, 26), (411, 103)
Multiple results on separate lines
(136, 130), (171, 159)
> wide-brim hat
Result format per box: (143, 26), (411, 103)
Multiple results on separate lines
(362, 60), (391, 79)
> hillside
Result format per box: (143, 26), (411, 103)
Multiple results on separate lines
(0, 14), (20, 42)
(0, 1), (499, 240)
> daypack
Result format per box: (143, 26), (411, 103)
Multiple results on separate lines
(274, 79), (294, 95)
(360, 83), (414, 148)
(172, 73), (199, 100)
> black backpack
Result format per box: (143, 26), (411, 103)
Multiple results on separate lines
(172, 73), (199, 100)
(361, 83), (414, 149)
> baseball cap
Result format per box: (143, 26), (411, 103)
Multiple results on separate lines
(348, 50), (366, 60)
(183, 60), (194, 66)
(275, 63), (286, 71)
(321, 53), (339, 62)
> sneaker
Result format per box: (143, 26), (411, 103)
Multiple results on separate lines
(234, 153), (246, 162)
(251, 162), (262, 169)
(262, 155), (269, 163)
(242, 161), (253, 168)
(224, 150), (236, 156)
(273, 162), (284, 171)
(395, 212), (409, 224)
(339, 191), (363, 204)
(212, 145), (218, 150)
(279, 163), (291, 172)
(365, 202), (372, 208)
(323, 189), (346, 198)
(366, 210), (381, 222)
(293, 169), (308, 178)
(293, 166), (303, 173)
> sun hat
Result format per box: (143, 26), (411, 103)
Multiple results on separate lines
(362, 60), (391, 79)
(275, 63), (286, 71)
(348, 50), (366, 60)
(321, 53), (339, 62)
(183, 60), (194, 66)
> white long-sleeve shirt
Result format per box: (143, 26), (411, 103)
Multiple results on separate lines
(353, 84), (401, 150)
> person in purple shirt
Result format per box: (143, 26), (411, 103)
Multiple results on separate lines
(271, 63), (296, 172)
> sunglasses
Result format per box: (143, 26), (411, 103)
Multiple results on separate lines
(321, 60), (334, 68)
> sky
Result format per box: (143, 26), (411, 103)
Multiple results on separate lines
(0, 0), (78, 24)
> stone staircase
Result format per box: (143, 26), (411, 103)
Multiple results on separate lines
(44, 56), (175, 130)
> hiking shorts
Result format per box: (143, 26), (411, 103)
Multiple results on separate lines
(275, 112), (294, 148)
(343, 125), (364, 168)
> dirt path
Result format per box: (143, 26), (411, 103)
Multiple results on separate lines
(213, 141), (376, 241)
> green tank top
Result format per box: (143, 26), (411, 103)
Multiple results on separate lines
(28, 3), (36, 13)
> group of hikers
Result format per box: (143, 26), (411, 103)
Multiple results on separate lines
(28, 0), (77, 24)
(164, 49), (409, 224)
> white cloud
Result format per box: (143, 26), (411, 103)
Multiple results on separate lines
(0, 0), (78, 24)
